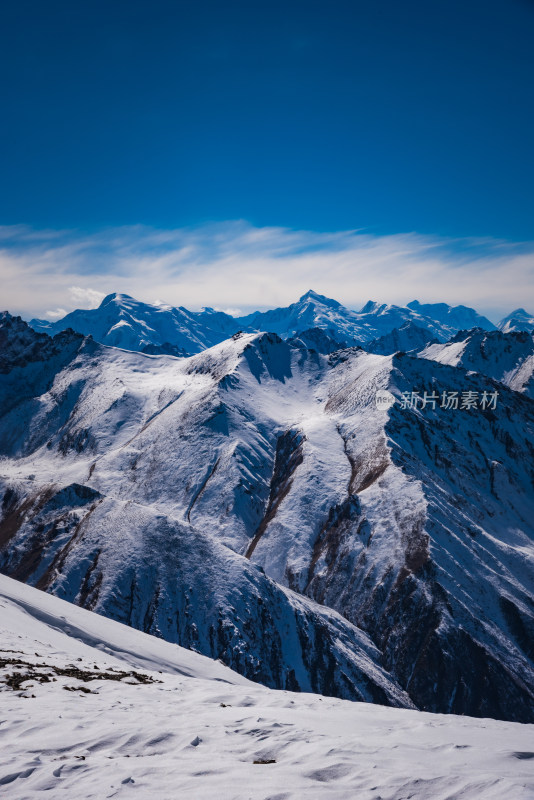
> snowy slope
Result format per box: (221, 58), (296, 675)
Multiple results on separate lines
(419, 328), (534, 398)
(1, 315), (534, 723)
(498, 308), (534, 333)
(1, 573), (534, 800)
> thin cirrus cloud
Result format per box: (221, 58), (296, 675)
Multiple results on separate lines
(0, 221), (533, 322)
(45, 307), (68, 319)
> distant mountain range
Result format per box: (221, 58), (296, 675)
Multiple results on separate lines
(31, 293), (238, 355)
(29, 289), (524, 357)
(1, 309), (534, 723)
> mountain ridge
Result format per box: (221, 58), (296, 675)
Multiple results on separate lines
(1, 313), (534, 722)
(28, 290), (502, 355)
(418, 327), (534, 398)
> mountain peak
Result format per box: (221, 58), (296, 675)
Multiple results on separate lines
(360, 300), (387, 314)
(498, 307), (534, 333)
(99, 292), (135, 307)
(298, 290), (342, 308)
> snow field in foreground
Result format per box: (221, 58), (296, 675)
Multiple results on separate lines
(1, 575), (534, 800)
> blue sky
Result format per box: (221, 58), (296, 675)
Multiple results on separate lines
(1, 1), (533, 317)
(2, 0), (533, 239)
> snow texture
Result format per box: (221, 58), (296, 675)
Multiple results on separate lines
(1, 573), (533, 800)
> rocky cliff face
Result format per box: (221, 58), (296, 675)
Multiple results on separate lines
(1, 313), (533, 722)
(0, 479), (410, 707)
(0, 311), (85, 374)
(305, 352), (534, 720)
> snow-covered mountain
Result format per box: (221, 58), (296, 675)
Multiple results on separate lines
(237, 291), (495, 344)
(30, 293), (238, 355)
(407, 299), (496, 333)
(366, 321), (437, 355)
(287, 327), (346, 354)
(354, 298), (494, 342)
(238, 292), (496, 345)
(419, 328), (534, 398)
(1, 313), (534, 723)
(3, 574), (533, 800)
(30, 290), (497, 354)
(236, 290), (355, 341)
(498, 308), (534, 334)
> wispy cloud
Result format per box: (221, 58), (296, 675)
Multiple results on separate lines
(68, 286), (105, 309)
(45, 307), (68, 319)
(1, 221), (533, 321)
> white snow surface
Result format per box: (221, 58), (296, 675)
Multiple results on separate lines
(1, 573), (533, 800)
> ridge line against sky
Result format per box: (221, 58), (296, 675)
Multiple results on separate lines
(1, 222), (533, 322)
